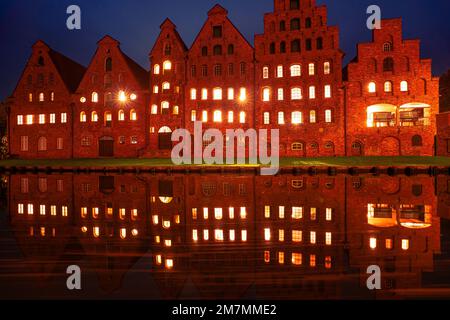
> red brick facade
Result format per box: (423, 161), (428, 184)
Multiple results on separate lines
(437, 112), (450, 156)
(345, 19), (440, 156)
(7, 1), (446, 160)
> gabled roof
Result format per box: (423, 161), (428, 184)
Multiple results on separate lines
(48, 48), (86, 93)
(150, 18), (188, 56)
(121, 52), (149, 89)
(208, 4), (228, 16)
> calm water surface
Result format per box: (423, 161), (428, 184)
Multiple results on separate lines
(0, 172), (449, 300)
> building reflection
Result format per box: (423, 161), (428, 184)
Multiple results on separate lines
(3, 172), (450, 299)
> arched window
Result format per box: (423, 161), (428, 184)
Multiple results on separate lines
(91, 92), (98, 103)
(291, 87), (302, 100)
(91, 111), (98, 122)
(153, 64), (160, 75)
(400, 81), (409, 92)
(39, 92), (44, 102)
(368, 82), (376, 93)
(225, 44), (234, 55)
(104, 74), (112, 88)
(162, 82), (170, 90)
(130, 109), (137, 121)
(292, 111), (302, 124)
(270, 42), (276, 54)
(213, 45), (222, 56)
(151, 105), (158, 115)
(80, 112), (87, 123)
(105, 57), (112, 72)
(262, 87), (271, 101)
(38, 56), (45, 66)
(383, 42), (393, 52)
(280, 41), (286, 53)
(412, 135), (423, 147)
(290, 65), (301, 77)
(383, 57), (394, 72)
(118, 110), (125, 121)
(263, 66), (269, 79)
(384, 81), (393, 93)
(310, 110), (317, 123)
(104, 111), (112, 125)
(50, 92), (55, 101)
(290, 18), (300, 30)
(213, 110), (222, 123)
(163, 60), (172, 71)
(292, 142), (304, 151)
(239, 112), (246, 124)
(291, 39), (300, 52)
(38, 137), (47, 151)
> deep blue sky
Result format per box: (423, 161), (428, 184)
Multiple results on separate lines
(1, 0), (449, 100)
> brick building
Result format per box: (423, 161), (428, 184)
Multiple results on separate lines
(6, 1), (446, 160)
(73, 36), (150, 158)
(8, 41), (85, 159)
(437, 112), (450, 156)
(345, 19), (439, 156)
(255, 0), (344, 157)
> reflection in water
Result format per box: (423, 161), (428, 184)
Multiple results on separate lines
(0, 173), (450, 300)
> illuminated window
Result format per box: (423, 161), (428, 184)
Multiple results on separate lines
(309, 86), (316, 99)
(163, 60), (172, 70)
(386, 238), (393, 250)
(326, 208), (333, 221)
(229, 230), (235, 241)
(277, 65), (284, 78)
(291, 87), (302, 100)
(370, 237), (377, 249)
(190, 110), (196, 122)
(203, 229), (209, 241)
(39, 92), (44, 102)
(310, 231), (317, 244)
(39, 205), (46, 215)
(264, 206), (271, 218)
(203, 208), (209, 220)
(165, 239), (172, 247)
(239, 112), (246, 124)
(18, 203), (24, 214)
(118, 208), (125, 220)
(162, 82), (170, 90)
(292, 253), (302, 265)
(91, 111), (98, 122)
(290, 65), (301, 77)
(279, 229), (285, 242)
(326, 232), (332, 245)
(80, 112), (87, 123)
(292, 111), (302, 124)
(91, 92), (98, 103)
(50, 113), (56, 124)
(308, 63), (315, 75)
(228, 88), (234, 100)
(120, 228), (127, 239)
(310, 255), (316, 267)
(214, 208), (223, 220)
(17, 115), (24, 125)
(292, 207), (303, 219)
(310, 208), (317, 221)
(202, 111), (208, 122)
(402, 239), (410, 250)
(279, 206), (285, 219)
(155, 255), (162, 265)
(278, 112), (285, 125)
(263, 112), (270, 125)
(117, 109), (125, 121)
(239, 88), (247, 101)
(28, 93), (33, 102)
(130, 109), (137, 121)
(174, 214), (180, 224)
(240, 207), (247, 219)
(241, 230), (248, 242)
(192, 229), (198, 242)
(190, 89), (197, 100)
(37, 114), (45, 124)
(324, 61), (331, 75)
(325, 110), (332, 123)
(264, 228), (271, 241)
(153, 64), (160, 74)
(324, 85), (331, 98)
(263, 66), (269, 79)
(51, 206), (56, 216)
(368, 82), (376, 93)
(155, 236), (160, 243)
(201, 88), (208, 100)
(279, 252), (285, 264)
(277, 88), (284, 101)
(400, 81), (408, 92)
(81, 207), (87, 218)
(165, 259), (174, 270)
(26, 114), (34, 125)
(213, 110), (222, 123)
(292, 230), (302, 242)
(61, 206), (68, 217)
(264, 251), (271, 263)
(384, 81), (393, 92)
(91, 207), (99, 219)
(226, 111), (233, 123)
(92, 227), (100, 238)
(263, 87), (270, 101)
(229, 207), (235, 219)
(61, 113), (67, 123)
(192, 208), (198, 220)
(40, 227), (46, 237)
(215, 229), (224, 241)
(163, 220), (171, 229)
(213, 88), (223, 100)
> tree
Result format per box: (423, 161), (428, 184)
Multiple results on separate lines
(440, 69), (450, 113)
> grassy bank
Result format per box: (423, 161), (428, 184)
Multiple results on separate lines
(0, 157), (449, 168)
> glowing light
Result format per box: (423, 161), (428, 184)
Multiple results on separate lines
(81, 226), (87, 233)
(131, 229), (138, 237)
(80, 97), (86, 103)
(370, 237), (377, 249)
(130, 93), (137, 101)
(165, 259), (174, 269)
(118, 90), (127, 102)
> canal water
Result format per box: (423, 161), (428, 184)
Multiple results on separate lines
(0, 172), (449, 300)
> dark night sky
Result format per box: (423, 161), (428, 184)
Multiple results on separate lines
(1, 0), (449, 100)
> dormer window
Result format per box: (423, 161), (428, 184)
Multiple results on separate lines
(213, 26), (222, 38)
